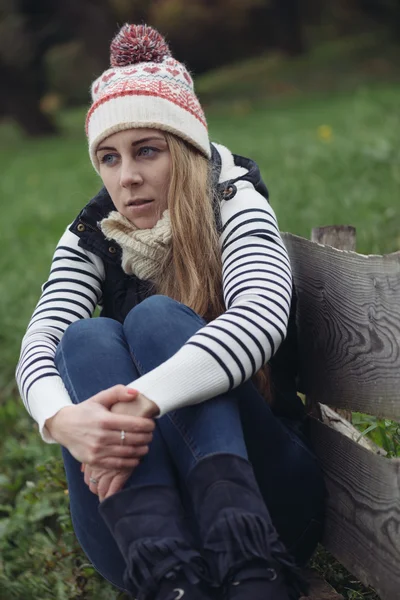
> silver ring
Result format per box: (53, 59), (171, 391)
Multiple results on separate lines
(89, 477), (98, 485)
(120, 429), (126, 445)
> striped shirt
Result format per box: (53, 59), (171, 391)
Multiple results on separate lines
(16, 143), (292, 442)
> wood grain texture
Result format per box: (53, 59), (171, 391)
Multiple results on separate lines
(282, 232), (400, 420)
(311, 226), (356, 422)
(309, 418), (400, 600)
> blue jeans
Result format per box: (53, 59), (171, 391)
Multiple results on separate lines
(55, 296), (324, 591)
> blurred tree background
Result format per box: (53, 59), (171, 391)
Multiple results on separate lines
(0, 0), (399, 135)
(1, 1), (399, 599)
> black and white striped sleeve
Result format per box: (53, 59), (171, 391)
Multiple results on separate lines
(16, 227), (104, 441)
(130, 145), (292, 414)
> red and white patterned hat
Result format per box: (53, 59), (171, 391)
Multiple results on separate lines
(86, 24), (210, 171)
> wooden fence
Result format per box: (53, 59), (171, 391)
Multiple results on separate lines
(282, 232), (400, 600)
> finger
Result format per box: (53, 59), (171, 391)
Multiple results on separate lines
(97, 431), (153, 448)
(103, 414), (156, 433)
(105, 474), (131, 499)
(104, 481), (122, 499)
(98, 472), (125, 502)
(85, 466), (103, 494)
(114, 432), (153, 447)
(86, 467), (99, 495)
(83, 435), (151, 466)
(89, 457), (140, 470)
(85, 466), (99, 489)
(97, 444), (149, 459)
(84, 466), (91, 487)
(98, 475), (113, 503)
(92, 385), (138, 408)
(89, 480), (99, 496)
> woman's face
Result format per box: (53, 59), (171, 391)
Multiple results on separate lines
(97, 128), (171, 229)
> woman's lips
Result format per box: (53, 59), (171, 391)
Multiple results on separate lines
(128, 199), (153, 206)
(126, 199), (154, 214)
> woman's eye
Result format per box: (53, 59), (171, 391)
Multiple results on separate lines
(101, 154), (117, 166)
(138, 146), (158, 158)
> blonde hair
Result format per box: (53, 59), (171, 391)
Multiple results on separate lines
(152, 132), (272, 401)
(152, 132), (224, 322)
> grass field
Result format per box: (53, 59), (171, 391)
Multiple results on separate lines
(1, 37), (399, 598)
(2, 85), (399, 390)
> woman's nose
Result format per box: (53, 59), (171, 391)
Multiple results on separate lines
(120, 161), (143, 188)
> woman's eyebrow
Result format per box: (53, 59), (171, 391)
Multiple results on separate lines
(97, 136), (166, 154)
(96, 145), (115, 153)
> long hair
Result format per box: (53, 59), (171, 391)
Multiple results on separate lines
(153, 132), (272, 401)
(152, 132), (224, 322)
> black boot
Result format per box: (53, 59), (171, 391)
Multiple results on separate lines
(224, 559), (291, 600)
(186, 454), (308, 600)
(99, 484), (216, 600)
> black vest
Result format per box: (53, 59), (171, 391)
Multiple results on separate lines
(69, 148), (305, 421)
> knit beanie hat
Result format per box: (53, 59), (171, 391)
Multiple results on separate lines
(86, 23), (210, 171)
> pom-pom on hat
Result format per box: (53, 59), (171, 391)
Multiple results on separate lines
(86, 24), (210, 172)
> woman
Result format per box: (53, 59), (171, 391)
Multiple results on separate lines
(16, 24), (324, 600)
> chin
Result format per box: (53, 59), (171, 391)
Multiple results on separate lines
(128, 216), (159, 230)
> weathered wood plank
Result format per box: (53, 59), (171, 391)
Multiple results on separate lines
(309, 417), (400, 600)
(311, 226), (356, 423)
(282, 232), (400, 420)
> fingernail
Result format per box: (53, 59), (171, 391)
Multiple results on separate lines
(127, 388), (137, 396)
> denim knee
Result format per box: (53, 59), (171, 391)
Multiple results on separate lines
(123, 295), (204, 342)
(124, 295), (181, 328)
(55, 317), (124, 365)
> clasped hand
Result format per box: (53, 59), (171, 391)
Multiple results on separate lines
(46, 385), (159, 501)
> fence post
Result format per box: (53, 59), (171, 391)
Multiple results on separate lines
(310, 225), (356, 422)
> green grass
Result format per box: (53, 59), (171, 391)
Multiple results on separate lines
(1, 38), (400, 597)
(197, 31), (400, 105)
(207, 85), (400, 257)
(2, 84), (399, 391)
(352, 413), (400, 457)
(310, 546), (382, 600)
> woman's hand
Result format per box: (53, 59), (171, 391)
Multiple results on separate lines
(83, 463), (135, 502)
(45, 385), (154, 469)
(111, 390), (160, 419)
(82, 393), (159, 501)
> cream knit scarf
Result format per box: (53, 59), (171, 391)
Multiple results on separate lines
(99, 210), (172, 281)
